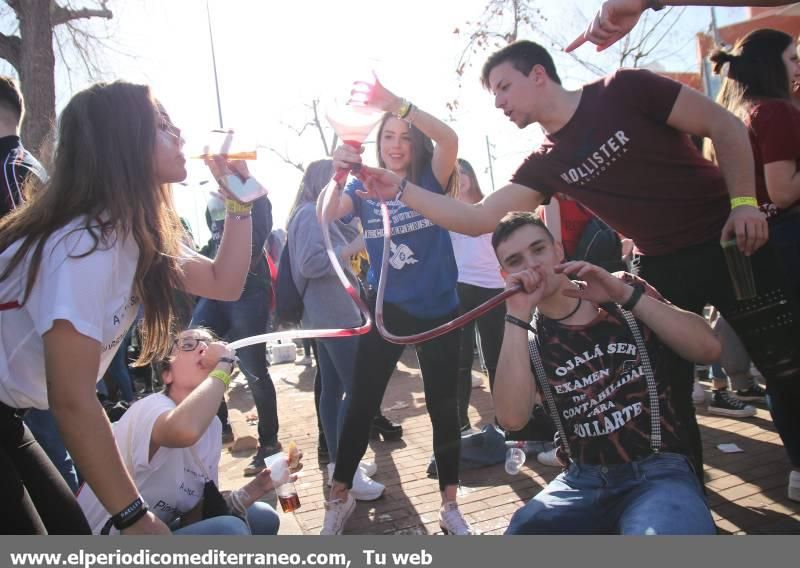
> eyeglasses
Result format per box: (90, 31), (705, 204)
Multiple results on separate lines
(173, 336), (209, 352)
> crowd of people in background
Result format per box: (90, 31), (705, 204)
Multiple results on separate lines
(1, 0), (800, 536)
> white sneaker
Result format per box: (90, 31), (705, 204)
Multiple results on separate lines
(692, 381), (706, 405)
(789, 470), (800, 503)
(536, 448), (561, 467)
(327, 461), (377, 482)
(439, 501), (475, 535)
(471, 374), (483, 389)
(320, 493), (356, 535)
(326, 462), (384, 500)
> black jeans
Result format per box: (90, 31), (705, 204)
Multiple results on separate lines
(0, 403), (91, 534)
(456, 283), (506, 429)
(639, 239), (800, 475)
(333, 299), (461, 491)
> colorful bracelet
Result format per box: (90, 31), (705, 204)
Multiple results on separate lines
(209, 369), (232, 389)
(225, 199), (253, 214)
(730, 196), (758, 209)
(395, 98), (412, 119)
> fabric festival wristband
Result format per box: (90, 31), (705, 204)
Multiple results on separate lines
(112, 496), (147, 531)
(505, 313), (535, 334)
(225, 199), (253, 214)
(730, 196), (758, 209)
(209, 369), (232, 389)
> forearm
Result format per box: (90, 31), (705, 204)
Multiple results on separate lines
(494, 322), (538, 431)
(710, 113), (757, 199)
(661, 1), (788, 5)
(318, 180), (346, 225)
(626, 290), (721, 363)
(208, 213), (252, 300)
(51, 396), (141, 516)
(160, 377), (226, 447)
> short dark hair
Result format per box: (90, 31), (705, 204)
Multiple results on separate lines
(491, 210), (554, 253)
(481, 41), (561, 89)
(0, 75), (24, 121)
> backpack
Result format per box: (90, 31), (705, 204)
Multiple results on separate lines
(274, 241), (308, 327)
(571, 208), (625, 273)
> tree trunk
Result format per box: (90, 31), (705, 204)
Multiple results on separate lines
(18, 0), (56, 155)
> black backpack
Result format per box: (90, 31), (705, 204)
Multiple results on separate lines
(274, 241), (308, 327)
(571, 208), (626, 273)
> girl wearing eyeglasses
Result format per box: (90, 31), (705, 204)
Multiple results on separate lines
(77, 329), (291, 535)
(0, 82), (256, 534)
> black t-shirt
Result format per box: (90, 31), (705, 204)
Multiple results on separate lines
(533, 274), (689, 464)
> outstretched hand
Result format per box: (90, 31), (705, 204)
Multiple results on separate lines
(354, 165), (404, 202)
(557, 261), (632, 305)
(566, 0), (646, 53)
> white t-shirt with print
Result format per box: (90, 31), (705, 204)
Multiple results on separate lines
(0, 216), (140, 409)
(77, 393), (222, 534)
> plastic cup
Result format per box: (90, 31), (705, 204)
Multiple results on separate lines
(189, 129), (258, 160)
(721, 239), (757, 300)
(263, 452), (301, 512)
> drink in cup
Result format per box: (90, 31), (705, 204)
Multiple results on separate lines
(721, 239), (757, 300)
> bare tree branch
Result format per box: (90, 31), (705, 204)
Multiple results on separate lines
(50, 0), (112, 27)
(266, 146), (305, 173)
(0, 31), (21, 70)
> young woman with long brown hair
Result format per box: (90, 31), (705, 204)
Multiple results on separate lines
(0, 81), (256, 533)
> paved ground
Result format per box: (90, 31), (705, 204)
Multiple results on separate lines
(218, 346), (800, 535)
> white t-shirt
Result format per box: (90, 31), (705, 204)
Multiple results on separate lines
(77, 393), (222, 534)
(0, 217), (140, 409)
(449, 232), (505, 289)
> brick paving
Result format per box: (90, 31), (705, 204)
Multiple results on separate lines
(219, 346), (800, 535)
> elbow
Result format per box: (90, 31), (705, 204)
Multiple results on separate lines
(168, 424), (205, 448)
(217, 283), (244, 302)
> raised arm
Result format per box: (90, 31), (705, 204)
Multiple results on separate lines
(567, 1), (793, 52)
(559, 261), (721, 363)
(666, 84), (767, 255)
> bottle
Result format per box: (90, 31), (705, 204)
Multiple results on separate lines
(505, 441), (527, 475)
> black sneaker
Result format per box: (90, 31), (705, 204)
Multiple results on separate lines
(370, 414), (403, 441)
(708, 389), (756, 418)
(244, 443), (283, 477)
(735, 382), (767, 403)
(221, 425), (234, 445)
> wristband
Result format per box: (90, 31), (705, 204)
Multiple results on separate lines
(621, 283), (645, 311)
(730, 196), (758, 209)
(209, 369), (232, 389)
(111, 496), (148, 531)
(395, 98), (412, 119)
(396, 178), (408, 202)
(225, 199), (253, 214)
(505, 313), (535, 333)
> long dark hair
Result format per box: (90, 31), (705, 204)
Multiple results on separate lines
(456, 158), (484, 203)
(287, 159), (334, 227)
(710, 28), (794, 120)
(375, 112), (457, 196)
(0, 81), (185, 365)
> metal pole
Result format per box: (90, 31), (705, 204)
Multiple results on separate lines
(206, 0), (224, 128)
(485, 135), (496, 192)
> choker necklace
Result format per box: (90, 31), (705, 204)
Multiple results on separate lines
(549, 298), (583, 322)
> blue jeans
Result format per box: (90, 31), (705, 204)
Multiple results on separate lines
(173, 502), (280, 535)
(104, 330), (134, 402)
(506, 453), (715, 535)
(191, 288), (278, 446)
(23, 409), (80, 494)
(317, 336), (358, 463)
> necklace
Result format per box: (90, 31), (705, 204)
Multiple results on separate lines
(549, 298), (583, 322)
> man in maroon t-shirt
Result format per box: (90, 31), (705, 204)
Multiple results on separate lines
(491, 212), (718, 534)
(344, 40), (800, 480)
